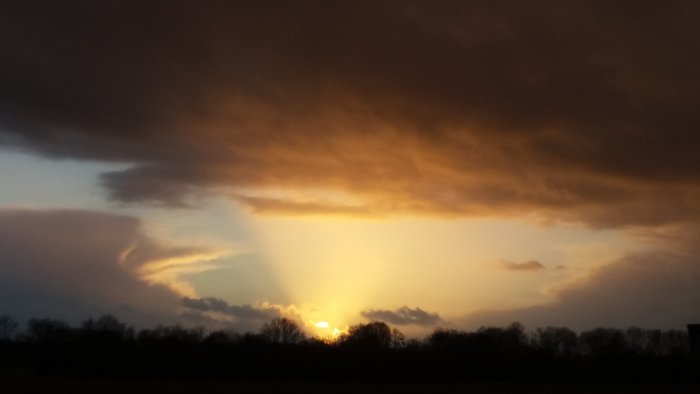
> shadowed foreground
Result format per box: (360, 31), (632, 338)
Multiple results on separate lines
(3, 379), (700, 394)
(1, 315), (699, 389)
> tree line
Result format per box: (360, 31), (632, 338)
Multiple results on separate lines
(0, 314), (696, 383)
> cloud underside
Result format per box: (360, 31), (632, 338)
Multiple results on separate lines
(1, 2), (700, 227)
(362, 306), (443, 327)
(181, 297), (277, 320)
(180, 296), (297, 332)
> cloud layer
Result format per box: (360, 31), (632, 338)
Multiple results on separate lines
(1, 2), (700, 227)
(0, 209), (216, 325)
(460, 246), (700, 331)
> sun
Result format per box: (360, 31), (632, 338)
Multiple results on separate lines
(315, 321), (329, 329)
(310, 320), (348, 342)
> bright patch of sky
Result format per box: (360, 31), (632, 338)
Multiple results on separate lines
(0, 150), (647, 328)
(0, 151), (121, 210)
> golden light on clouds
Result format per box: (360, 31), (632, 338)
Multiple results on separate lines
(134, 251), (227, 297)
(242, 210), (644, 327)
(3, 1), (700, 332)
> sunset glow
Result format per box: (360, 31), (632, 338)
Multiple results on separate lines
(315, 321), (329, 329)
(2, 1), (700, 337)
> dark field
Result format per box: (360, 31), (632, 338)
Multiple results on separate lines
(3, 318), (700, 392)
(3, 378), (700, 394)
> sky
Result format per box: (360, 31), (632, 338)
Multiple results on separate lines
(1, 1), (700, 337)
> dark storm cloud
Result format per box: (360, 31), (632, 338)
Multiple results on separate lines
(0, 209), (215, 326)
(2, 1), (700, 226)
(362, 306), (443, 326)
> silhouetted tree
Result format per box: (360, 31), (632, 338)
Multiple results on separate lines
(204, 329), (240, 345)
(659, 329), (689, 356)
(534, 326), (578, 357)
(579, 328), (627, 357)
(340, 321), (393, 349)
(260, 317), (305, 344)
(136, 324), (205, 346)
(404, 338), (422, 351)
(0, 315), (18, 340)
(240, 332), (269, 346)
(473, 322), (528, 356)
(83, 315), (125, 333)
(425, 328), (465, 351)
(81, 314), (133, 344)
(0, 312), (694, 383)
(84, 315), (126, 333)
(158, 325), (205, 343)
(624, 327), (664, 355)
(391, 328), (406, 348)
(27, 318), (72, 342)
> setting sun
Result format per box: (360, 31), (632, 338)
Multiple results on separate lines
(1, 0), (697, 364)
(315, 321), (329, 329)
(1, 1), (698, 388)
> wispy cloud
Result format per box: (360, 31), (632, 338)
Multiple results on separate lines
(0, 208), (221, 326)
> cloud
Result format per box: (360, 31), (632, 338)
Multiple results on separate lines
(362, 306), (443, 326)
(180, 297), (306, 332)
(458, 247), (700, 331)
(182, 297), (281, 321)
(498, 260), (546, 272)
(232, 195), (378, 217)
(1, 2), (700, 227)
(0, 208), (221, 326)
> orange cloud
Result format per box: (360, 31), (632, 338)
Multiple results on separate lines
(2, 2), (700, 228)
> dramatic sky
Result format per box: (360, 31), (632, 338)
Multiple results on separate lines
(1, 1), (700, 336)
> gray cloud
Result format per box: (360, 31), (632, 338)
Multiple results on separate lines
(182, 297), (281, 321)
(498, 260), (546, 272)
(0, 209), (215, 327)
(0, 2), (699, 227)
(459, 249), (700, 331)
(362, 306), (443, 326)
